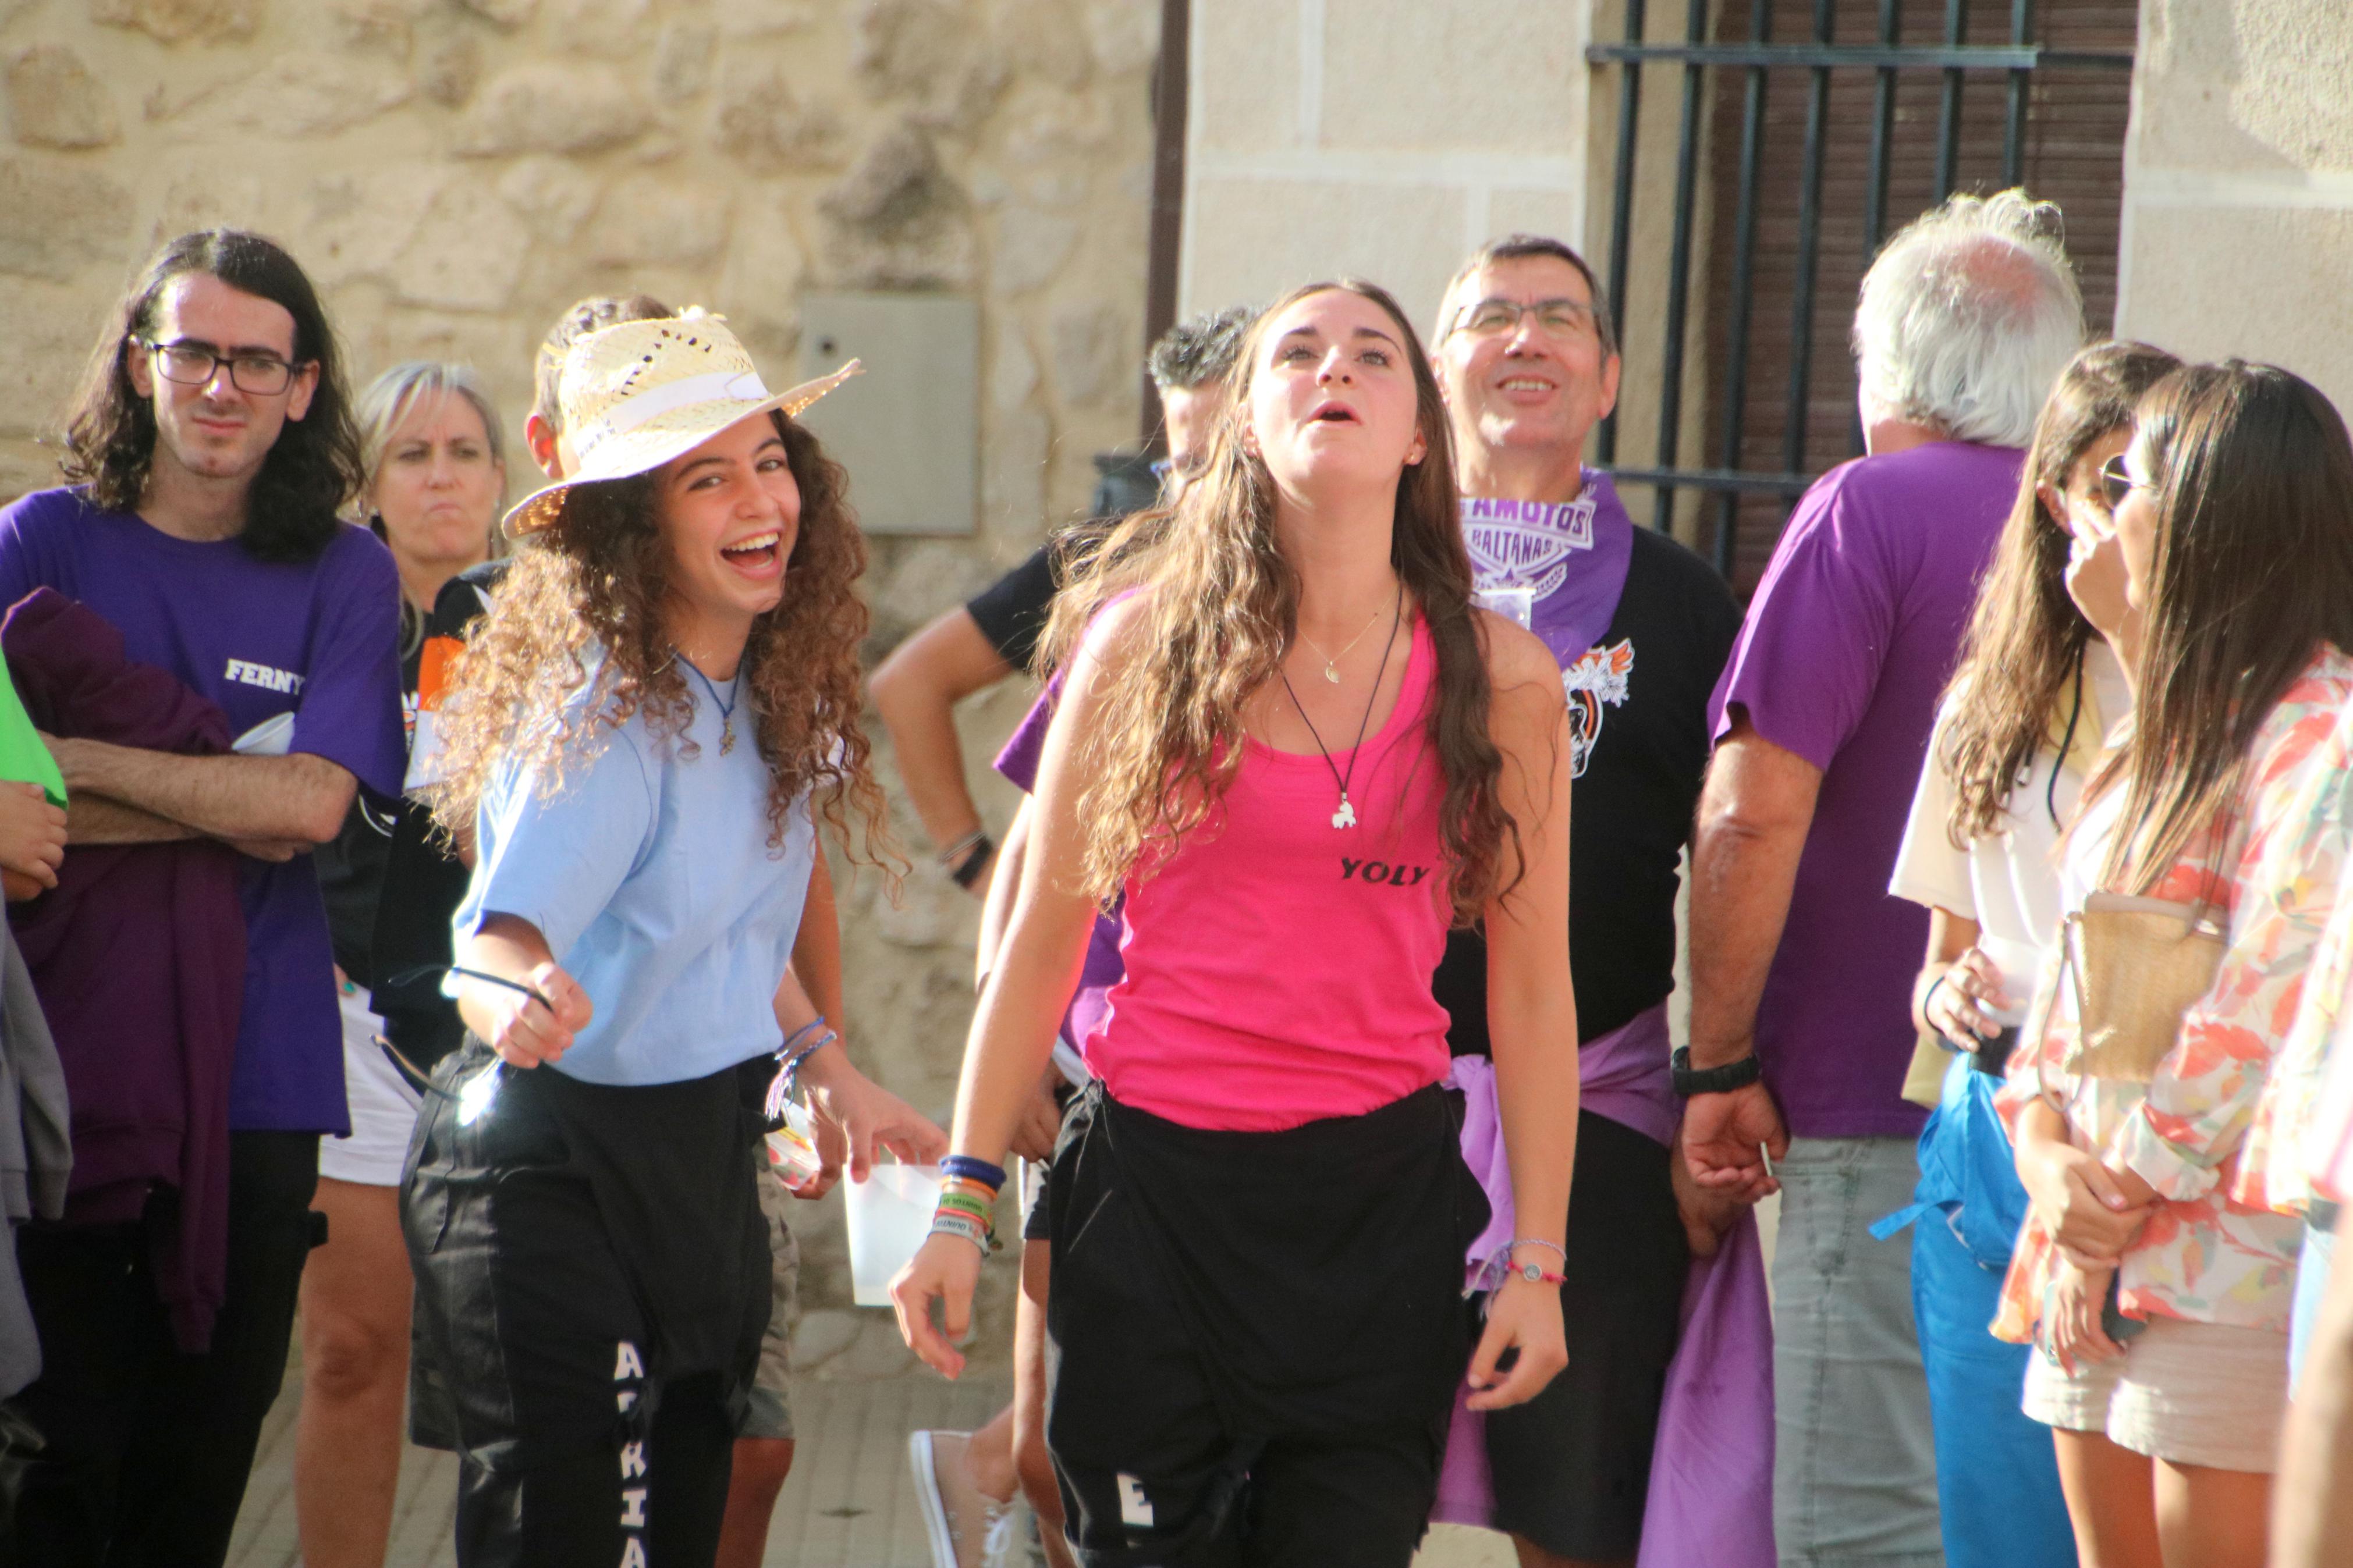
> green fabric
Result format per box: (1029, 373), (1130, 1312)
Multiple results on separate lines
(0, 660), (64, 805)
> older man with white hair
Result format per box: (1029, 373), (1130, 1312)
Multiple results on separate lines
(1680, 190), (2084, 1567)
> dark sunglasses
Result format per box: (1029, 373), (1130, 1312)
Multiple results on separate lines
(2099, 453), (2152, 512)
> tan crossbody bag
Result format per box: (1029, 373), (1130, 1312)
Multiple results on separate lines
(2048, 820), (2241, 1085)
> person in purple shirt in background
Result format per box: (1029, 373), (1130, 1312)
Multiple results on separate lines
(0, 230), (403, 1567)
(1680, 191), (2085, 1568)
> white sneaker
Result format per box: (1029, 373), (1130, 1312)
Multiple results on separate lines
(909, 1429), (1017, 1568)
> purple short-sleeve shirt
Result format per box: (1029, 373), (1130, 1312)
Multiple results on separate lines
(1707, 442), (2020, 1139)
(0, 488), (407, 1134)
(995, 674), (1126, 1048)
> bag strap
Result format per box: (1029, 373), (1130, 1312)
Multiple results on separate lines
(2189, 809), (2252, 932)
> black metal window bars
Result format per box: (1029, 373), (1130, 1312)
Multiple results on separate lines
(1587, 0), (2134, 577)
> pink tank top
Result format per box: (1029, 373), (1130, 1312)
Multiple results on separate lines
(1085, 614), (1454, 1131)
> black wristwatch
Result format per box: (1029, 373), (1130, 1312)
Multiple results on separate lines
(1671, 1046), (1764, 1097)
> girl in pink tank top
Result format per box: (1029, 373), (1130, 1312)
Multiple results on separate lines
(893, 282), (1582, 1568)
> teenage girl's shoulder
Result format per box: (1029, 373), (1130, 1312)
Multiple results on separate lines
(1471, 605), (1567, 707)
(1065, 587), (1155, 682)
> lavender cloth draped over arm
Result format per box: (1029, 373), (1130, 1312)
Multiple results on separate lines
(1434, 1004), (1776, 1566)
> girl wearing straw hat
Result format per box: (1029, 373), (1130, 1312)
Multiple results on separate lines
(890, 280), (1581, 1566)
(407, 311), (942, 1566)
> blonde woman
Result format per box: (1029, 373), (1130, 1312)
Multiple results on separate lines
(299, 362), (505, 1568)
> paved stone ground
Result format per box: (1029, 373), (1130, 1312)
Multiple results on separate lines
(226, 1364), (1010, 1568)
(225, 1363), (1514, 1567)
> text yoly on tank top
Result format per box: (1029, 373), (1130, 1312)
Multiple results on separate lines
(1087, 614), (1453, 1132)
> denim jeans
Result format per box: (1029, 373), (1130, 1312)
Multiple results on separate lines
(1771, 1136), (1944, 1567)
(2291, 1203), (2340, 1390)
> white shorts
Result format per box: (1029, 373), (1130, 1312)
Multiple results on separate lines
(318, 983), (424, 1187)
(2021, 1313), (2292, 1473)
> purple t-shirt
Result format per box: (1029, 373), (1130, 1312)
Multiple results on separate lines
(0, 488), (406, 1133)
(1707, 442), (2019, 1140)
(993, 675), (1125, 1047)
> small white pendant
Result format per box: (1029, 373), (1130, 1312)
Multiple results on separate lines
(1332, 795), (1357, 830)
(1322, 662), (1340, 684)
(720, 723), (736, 756)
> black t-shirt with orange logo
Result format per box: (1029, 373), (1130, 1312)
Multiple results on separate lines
(1436, 525), (1741, 1056)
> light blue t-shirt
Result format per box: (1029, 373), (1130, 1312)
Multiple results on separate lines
(455, 664), (817, 1086)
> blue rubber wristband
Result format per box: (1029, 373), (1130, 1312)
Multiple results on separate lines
(939, 1154), (1009, 1189)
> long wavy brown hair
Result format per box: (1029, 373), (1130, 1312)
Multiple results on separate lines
(425, 412), (892, 871)
(1042, 279), (1517, 925)
(2093, 361), (2353, 890)
(1937, 340), (2180, 844)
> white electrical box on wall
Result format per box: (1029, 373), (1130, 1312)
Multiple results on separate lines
(794, 292), (979, 536)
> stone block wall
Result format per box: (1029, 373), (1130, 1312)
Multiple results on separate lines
(1178, 0), (1589, 337)
(2117, 0), (2353, 413)
(0, 0), (1160, 1358)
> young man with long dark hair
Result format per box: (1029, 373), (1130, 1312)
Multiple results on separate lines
(0, 229), (406, 1565)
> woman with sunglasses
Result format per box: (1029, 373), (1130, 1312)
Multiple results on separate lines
(1994, 361), (2353, 1568)
(1882, 341), (2178, 1568)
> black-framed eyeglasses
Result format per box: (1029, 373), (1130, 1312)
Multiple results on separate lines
(2099, 453), (2153, 512)
(138, 337), (305, 396)
(1445, 297), (1599, 342)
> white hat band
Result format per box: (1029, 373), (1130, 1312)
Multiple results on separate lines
(585, 369), (772, 447)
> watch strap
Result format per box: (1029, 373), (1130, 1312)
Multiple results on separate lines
(1671, 1045), (1765, 1097)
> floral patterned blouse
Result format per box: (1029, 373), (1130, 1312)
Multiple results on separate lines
(1993, 646), (2353, 1342)
(2258, 702), (2353, 1213)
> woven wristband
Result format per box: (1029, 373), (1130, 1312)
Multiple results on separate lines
(929, 1209), (993, 1254)
(936, 1192), (996, 1221)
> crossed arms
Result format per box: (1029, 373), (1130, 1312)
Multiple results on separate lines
(47, 736), (356, 862)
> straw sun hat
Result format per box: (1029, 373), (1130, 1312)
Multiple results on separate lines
(502, 307), (860, 538)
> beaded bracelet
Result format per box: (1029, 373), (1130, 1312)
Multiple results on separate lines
(941, 1154), (1009, 1189)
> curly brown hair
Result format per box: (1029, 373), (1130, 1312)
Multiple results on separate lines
(424, 413), (892, 873)
(1042, 278), (1517, 926)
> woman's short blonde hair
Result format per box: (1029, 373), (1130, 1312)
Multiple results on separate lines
(353, 361), (509, 532)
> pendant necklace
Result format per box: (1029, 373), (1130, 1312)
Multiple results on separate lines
(681, 657), (741, 755)
(1279, 585), (1403, 829)
(1294, 597), (1390, 684)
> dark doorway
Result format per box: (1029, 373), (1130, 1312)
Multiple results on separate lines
(1591, 0), (2137, 592)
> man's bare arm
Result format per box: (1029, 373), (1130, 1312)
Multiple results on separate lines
(868, 607), (1015, 885)
(2273, 1235), (2353, 1566)
(1687, 714), (1824, 1070)
(50, 739), (356, 846)
(66, 795), (198, 846)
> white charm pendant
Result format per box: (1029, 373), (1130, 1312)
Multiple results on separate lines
(1332, 795), (1357, 830)
(1323, 662), (1340, 684)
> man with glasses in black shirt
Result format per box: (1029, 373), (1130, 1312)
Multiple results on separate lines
(1427, 235), (1764, 1568)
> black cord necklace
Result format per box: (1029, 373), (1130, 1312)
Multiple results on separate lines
(1279, 585), (1403, 830)
(679, 656), (740, 755)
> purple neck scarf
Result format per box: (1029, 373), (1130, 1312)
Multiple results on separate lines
(1460, 470), (1636, 666)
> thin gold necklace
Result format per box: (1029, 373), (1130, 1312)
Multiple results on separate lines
(1294, 596), (1390, 684)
